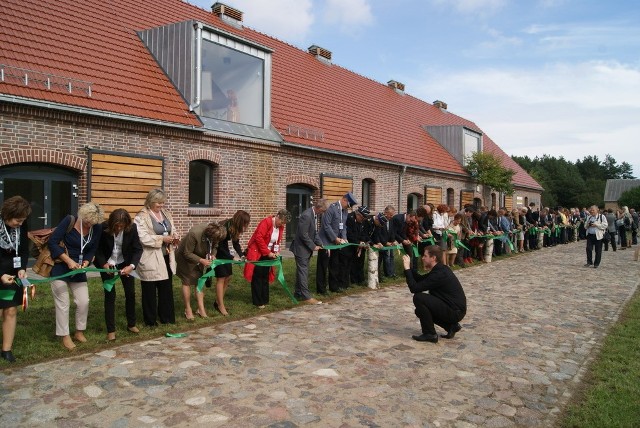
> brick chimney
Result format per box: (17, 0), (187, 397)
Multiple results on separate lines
(433, 100), (448, 110)
(212, 2), (243, 23)
(308, 45), (332, 63)
(388, 80), (405, 94)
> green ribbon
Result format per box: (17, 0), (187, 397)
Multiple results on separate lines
(0, 268), (121, 301)
(196, 257), (297, 304)
(166, 332), (188, 338)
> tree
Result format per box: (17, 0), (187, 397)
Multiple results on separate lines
(618, 186), (640, 210)
(465, 151), (515, 194)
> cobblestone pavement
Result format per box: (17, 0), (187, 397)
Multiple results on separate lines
(0, 242), (638, 427)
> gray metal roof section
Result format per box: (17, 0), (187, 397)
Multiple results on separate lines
(603, 179), (640, 201)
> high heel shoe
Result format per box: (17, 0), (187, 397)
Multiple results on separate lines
(184, 311), (195, 321)
(106, 332), (116, 342)
(214, 302), (229, 316)
(195, 310), (209, 318)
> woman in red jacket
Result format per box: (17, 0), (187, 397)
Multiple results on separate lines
(244, 209), (291, 308)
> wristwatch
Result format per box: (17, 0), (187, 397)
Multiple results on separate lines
(129, 264), (135, 270)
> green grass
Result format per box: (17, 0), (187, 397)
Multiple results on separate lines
(557, 288), (640, 428)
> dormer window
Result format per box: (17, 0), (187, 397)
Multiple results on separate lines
(463, 129), (481, 165)
(201, 39), (264, 127)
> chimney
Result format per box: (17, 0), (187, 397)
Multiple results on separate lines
(212, 2), (243, 23)
(308, 45), (332, 63)
(388, 80), (405, 94)
(433, 100), (448, 110)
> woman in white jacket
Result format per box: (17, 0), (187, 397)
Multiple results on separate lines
(135, 189), (180, 326)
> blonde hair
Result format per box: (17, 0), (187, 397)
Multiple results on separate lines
(144, 188), (167, 209)
(78, 202), (105, 225)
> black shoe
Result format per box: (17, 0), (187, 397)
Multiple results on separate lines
(1, 350), (16, 363)
(593, 265), (599, 268)
(412, 333), (438, 343)
(440, 323), (462, 339)
(318, 291), (329, 296)
(583, 263), (592, 267)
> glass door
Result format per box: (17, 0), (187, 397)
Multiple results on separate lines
(285, 185), (312, 243)
(0, 165), (77, 230)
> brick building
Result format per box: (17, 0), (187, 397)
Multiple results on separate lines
(0, 0), (542, 243)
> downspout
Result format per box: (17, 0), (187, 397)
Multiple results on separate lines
(398, 165), (407, 210)
(189, 23), (203, 112)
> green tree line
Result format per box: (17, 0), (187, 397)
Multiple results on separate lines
(511, 154), (636, 208)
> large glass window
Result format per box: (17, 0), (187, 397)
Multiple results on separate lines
(463, 130), (481, 165)
(201, 39), (264, 127)
(189, 161), (213, 207)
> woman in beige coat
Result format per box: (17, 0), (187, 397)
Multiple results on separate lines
(134, 189), (180, 326)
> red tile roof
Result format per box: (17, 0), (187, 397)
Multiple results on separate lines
(0, 0), (541, 190)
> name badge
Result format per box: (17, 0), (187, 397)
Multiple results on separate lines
(13, 256), (21, 269)
(78, 254), (84, 265)
(339, 222), (344, 230)
(163, 232), (169, 236)
(273, 244), (280, 253)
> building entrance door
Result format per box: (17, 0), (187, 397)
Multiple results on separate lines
(285, 185), (312, 244)
(0, 164), (78, 230)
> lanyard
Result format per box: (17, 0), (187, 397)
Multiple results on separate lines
(2, 223), (19, 252)
(80, 221), (93, 255)
(152, 210), (168, 234)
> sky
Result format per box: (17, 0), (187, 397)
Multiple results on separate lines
(190, 0), (640, 177)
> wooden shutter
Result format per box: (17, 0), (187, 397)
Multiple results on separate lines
(504, 195), (513, 211)
(89, 152), (163, 218)
(321, 174), (353, 202)
(460, 190), (474, 208)
(425, 186), (442, 205)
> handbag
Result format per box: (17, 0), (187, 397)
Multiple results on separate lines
(29, 215), (75, 277)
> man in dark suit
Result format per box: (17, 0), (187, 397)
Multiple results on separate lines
(290, 198), (329, 304)
(402, 245), (466, 343)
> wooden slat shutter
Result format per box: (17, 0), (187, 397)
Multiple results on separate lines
(321, 174), (353, 202)
(425, 186), (442, 205)
(90, 152), (163, 218)
(460, 190), (474, 209)
(504, 195), (513, 211)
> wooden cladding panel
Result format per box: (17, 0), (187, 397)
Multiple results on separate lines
(425, 186), (443, 205)
(321, 176), (352, 201)
(90, 153), (163, 218)
(504, 195), (513, 211)
(461, 190), (474, 208)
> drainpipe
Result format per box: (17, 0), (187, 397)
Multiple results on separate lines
(189, 23), (203, 112)
(398, 165), (407, 210)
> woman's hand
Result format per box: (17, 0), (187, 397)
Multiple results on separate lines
(200, 258), (212, 268)
(402, 254), (411, 270)
(1, 274), (15, 285)
(17, 269), (26, 279)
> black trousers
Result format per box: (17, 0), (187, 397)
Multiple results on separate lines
(603, 232), (617, 251)
(585, 234), (603, 266)
(348, 246), (366, 284)
(413, 293), (464, 335)
(140, 254), (175, 326)
(316, 249), (329, 294)
(618, 226), (629, 247)
(328, 248), (349, 291)
(251, 256), (271, 306)
(102, 262), (136, 333)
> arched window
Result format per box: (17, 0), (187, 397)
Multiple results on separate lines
(407, 193), (419, 211)
(361, 179), (373, 208)
(189, 160), (215, 207)
(446, 188), (454, 207)
(491, 193), (497, 210)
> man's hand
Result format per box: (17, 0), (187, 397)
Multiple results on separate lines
(402, 254), (411, 270)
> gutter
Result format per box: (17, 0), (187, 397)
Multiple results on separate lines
(398, 165), (407, 210)
(0, 95), (205, 132)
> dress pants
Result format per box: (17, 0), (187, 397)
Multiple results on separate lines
(102, 262), (136, 333)
(294, 253), (312, 300)
(328, 248), (349, 291)
(251, 256), (271, 306)
(316, 249), (329, 294)
(141, 255), (175, 326)
(586, 233), (603, 266)
(349, 246), (366, 284)
(413, 293), (464, 336)
(51, 280), (89, 336)
(380, 249), (395, 277)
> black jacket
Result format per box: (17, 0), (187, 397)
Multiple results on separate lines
(404, 263), (466, 313)
(94, 222), (143, 269)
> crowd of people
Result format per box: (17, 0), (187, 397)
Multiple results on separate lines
(1, 189), (638, 360)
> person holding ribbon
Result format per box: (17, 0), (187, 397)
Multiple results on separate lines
(244, 209), (291, 308)
(94, 209), (143, 342)
(0, 196), (31, 362)
(445, 213), (463, 266)
(176, 222), (226, 319)
(213, 210), (250, 316)
(134, 189), (179, 327)
(50, 202), (104, 350)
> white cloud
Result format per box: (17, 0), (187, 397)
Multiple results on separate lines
(430, 0), (506, 14)
(323, 0), (374, 34)
(410, 61), (640, 175)
(194, 0), (315, 45)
